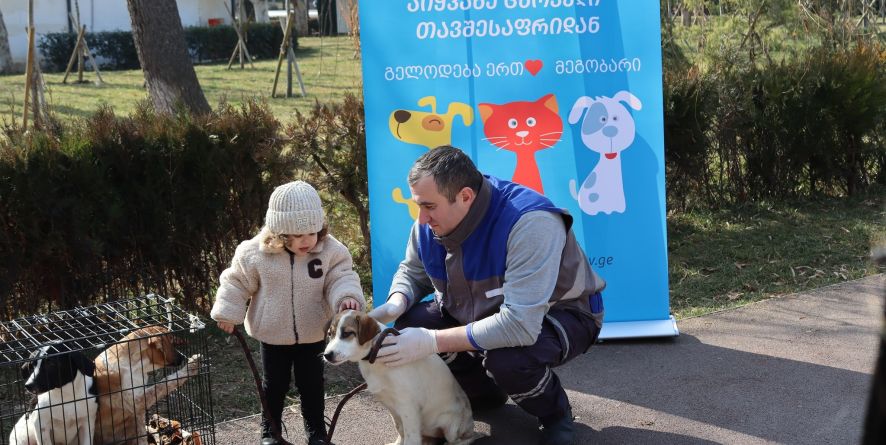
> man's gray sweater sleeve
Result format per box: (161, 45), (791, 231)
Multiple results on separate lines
(388, 222), (435, 307)
(469, 211), (567, 350)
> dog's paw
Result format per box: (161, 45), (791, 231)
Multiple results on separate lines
(185, 354), (203, 372)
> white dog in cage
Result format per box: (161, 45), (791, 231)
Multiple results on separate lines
(8, 344), (98, 445)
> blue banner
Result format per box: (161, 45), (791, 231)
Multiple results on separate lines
(359, 0), (676, 338)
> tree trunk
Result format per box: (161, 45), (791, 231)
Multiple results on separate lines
(126, 0), (210, 115)
(253, 0), (270, 23)
(0, 8), (12, 73)
(293, 0), (309, 37)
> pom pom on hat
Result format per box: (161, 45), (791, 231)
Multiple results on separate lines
(265, 181), (325, 235)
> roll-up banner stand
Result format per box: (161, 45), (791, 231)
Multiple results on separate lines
(359, 0), (678, 339)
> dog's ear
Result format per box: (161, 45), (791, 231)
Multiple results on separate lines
(148, 335), (180, 364)
(20, 360), (34, 381)
(446, 102), (474, 126)
(568, 96), (595, 124)
(324, 313), (339, 339)
(72, 352), (96, 377)
(357, 314), (380, 346)
(613, 90), (642, 111)
(417, 96), (438, 113)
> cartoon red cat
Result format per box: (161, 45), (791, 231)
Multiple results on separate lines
(478, 94), (563, 194)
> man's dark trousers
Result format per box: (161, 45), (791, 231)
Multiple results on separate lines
(395, 297), (601, 423)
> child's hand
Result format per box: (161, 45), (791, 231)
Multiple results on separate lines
(217, 321), (235, 334)
(338, 298), (360, 312)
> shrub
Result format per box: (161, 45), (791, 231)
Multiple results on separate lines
(0, 100), (294, 317)
(663, 42), (885, 207)
(663, 66), (714, 209)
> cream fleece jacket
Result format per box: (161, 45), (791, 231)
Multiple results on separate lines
(211, 227), (364, 345)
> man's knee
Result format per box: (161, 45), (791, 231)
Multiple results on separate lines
(394, 300), (452, 330)
(484, 347), (538, 381)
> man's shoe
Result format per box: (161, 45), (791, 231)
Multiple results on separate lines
(539, 413), (575, 445)
(260, 437), (281, 445)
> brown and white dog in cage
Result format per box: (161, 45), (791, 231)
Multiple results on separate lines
(323, 310), (485, 445)
(91, 326), (202, 445)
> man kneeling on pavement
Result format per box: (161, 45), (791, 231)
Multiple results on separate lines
(370, 146), (605, 445)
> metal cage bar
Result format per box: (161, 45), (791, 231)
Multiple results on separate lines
(0, 294), (214, 445)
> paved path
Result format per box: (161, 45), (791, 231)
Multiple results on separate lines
(215, 274), (883, 444)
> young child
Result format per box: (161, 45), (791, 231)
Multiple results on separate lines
(211, 180), (364, 445)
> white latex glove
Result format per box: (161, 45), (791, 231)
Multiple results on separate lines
(367, 293), (408, 324)
(376, 327), (438, 367)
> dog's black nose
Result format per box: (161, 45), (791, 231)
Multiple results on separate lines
(394, 110), (411, 123)
(323, 352), (335, 362)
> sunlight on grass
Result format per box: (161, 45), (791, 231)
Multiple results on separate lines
(669, 189), (885, 319)
(0, 36), (362, 123)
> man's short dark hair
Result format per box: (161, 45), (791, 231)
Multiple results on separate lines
(408, 146), (484, 202)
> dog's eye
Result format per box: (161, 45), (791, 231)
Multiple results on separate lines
(508, 118), (518, 129)
(612, 115), (618, 121)
(600, 116), (607, 123)
(526, 117), (536, 127)
(341, 331), (355, 338)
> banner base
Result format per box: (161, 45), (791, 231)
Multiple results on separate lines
(598, 316), (679, 340)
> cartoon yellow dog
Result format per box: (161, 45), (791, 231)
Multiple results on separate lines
(389, 96), (474, 149)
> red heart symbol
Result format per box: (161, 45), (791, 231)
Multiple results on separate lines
(525, 59), (543, 76)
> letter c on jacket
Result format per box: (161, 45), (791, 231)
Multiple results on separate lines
(308, 259), (324, 278)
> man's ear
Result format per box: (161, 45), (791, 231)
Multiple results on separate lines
(357, 314), (380, 345)
(458, 186), (475, 205)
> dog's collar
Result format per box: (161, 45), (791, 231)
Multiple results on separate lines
(362, 327), (400, 364)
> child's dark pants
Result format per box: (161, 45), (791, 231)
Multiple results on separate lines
(260, 341), (327, 442)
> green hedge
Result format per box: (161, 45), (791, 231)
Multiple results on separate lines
(663, 43), (886, 208)
(38, 23), (294, 72)
(0, 101), (295, 316)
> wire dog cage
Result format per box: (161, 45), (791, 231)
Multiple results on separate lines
(0, 294), (214, 445)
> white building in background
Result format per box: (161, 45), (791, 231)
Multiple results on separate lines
(2, 0), (241, 67)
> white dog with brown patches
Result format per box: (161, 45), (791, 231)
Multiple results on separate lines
(323, 310), (485, 445)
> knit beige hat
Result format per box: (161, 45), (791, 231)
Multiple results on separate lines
(265, 181), (325, 235)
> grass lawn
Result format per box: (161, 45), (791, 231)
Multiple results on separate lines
(2, 34), (883, 423)
(669, 189), (885, 319)
(0, 36), (363, 123)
